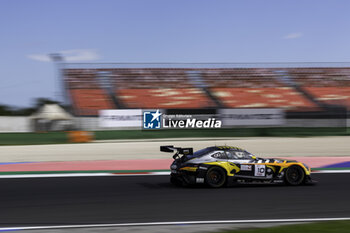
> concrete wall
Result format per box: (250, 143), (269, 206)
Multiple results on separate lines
(0, 117), (31, 132)
(285, 119), (349, 128)
(76, 117), (139, 131)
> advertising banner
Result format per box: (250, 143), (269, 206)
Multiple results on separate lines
(99, 109), (142, 127)
(219, 108), (284, 126)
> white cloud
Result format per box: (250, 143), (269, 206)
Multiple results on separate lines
(27, 54), (52, 62)
(27, 49), (100, 62)
(283, 32), (303, 39)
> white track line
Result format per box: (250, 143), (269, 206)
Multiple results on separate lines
(1, 217), (350, 231)
(0, 173), (114, 178)
(0, 170), (349, 178)
(312, 170), (350, 173)
(0, 172), (170, 179)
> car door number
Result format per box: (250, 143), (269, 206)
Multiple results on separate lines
(254, 165), (266, 177)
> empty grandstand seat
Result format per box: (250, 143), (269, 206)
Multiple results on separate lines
(304, 87), (350, 108)
(285, 68), (350, 108)
(70, 89), (115, 115)
(117, 88), (215, 108)
(112, 68), (193, 89)
(211, 87), (317, 110)
(202, 68), (282, 88)
(286, 68), (350, 87)
(64, 67), (350, 113)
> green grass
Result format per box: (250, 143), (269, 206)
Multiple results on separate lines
(217, 220), (350, 233)
(0, 127), (348, 146)
(0, 132), (68, 145)
(95, 127), (349, 140)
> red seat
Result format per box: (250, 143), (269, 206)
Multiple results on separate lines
(304, 87), (350, 108)
(117, 88), (215, 108)
(211, 87), (317, 110)
(70, 89), (115, 115)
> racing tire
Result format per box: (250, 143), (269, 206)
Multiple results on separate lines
(285, 165), (305, 186)
(205, 167), (226, 188)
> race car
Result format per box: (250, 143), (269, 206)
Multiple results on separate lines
(161, 145), (314, 188)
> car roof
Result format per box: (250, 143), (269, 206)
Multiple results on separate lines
(207, 146), (245, 152)
(190, 146), (247, 159)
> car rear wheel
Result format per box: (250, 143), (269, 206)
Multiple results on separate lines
(206, 167), (226, 188)
(285, 165), (305, 185)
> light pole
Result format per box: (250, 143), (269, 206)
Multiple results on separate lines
(49, 53), (65, 104)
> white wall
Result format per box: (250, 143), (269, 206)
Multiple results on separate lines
(0, 116), (31, 132)
(75, 117), (140, 131)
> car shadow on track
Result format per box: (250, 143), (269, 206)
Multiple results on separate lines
(138, 181), (316, 190)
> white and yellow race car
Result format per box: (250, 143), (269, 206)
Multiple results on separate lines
(161, 145), (314, 188)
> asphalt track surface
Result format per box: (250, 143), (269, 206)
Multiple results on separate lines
(1, 173), (349, 227)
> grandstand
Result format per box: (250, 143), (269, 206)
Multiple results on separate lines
(288, 68), (350, 107)
(62, 64), (350, 116)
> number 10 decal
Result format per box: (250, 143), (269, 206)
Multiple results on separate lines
(255, 164), (266, 177)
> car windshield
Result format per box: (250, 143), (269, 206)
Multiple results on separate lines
(227, 150), (256, 159)
(186, 147), (214, 159)
(244, 150), (255, 158)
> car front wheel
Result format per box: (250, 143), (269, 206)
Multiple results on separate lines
(205, 167), (226, 188)
(285, 165), (305, 185)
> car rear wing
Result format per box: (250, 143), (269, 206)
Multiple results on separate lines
(160, 145), (193, 156)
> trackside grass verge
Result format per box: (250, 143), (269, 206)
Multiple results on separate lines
(0, 127), (348, 145)
(216, 220), (350, 233)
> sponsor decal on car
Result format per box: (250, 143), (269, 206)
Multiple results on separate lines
(240, 165), (252, 171)
(196, 178), (205, 183)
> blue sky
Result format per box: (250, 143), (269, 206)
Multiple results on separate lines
(1, 0), (350, 107)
